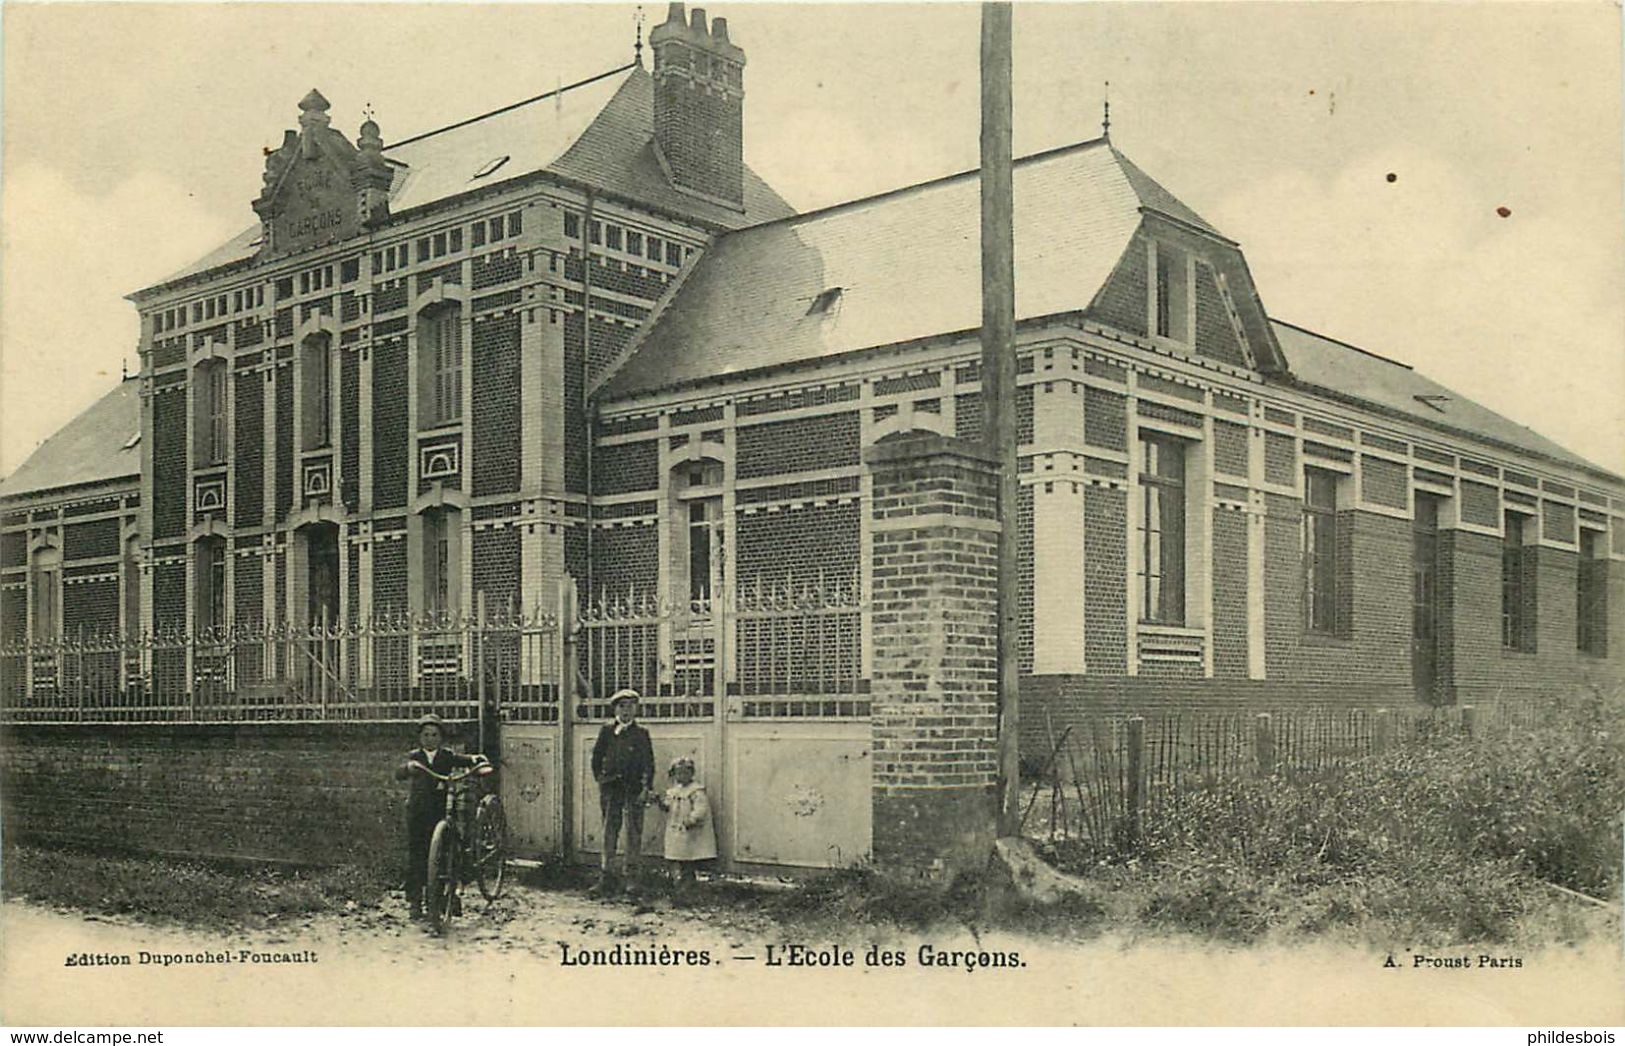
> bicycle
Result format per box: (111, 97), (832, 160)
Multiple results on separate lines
(406, 755), (509, 933)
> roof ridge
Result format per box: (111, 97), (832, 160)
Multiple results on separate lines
(729, 135), (1111, 236)
(1271, 317), (1415, 371)
(387, 63), (637, 151)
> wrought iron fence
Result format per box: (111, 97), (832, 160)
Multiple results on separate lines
(0, 603), (562, 725)
(578, 573), (869, 721)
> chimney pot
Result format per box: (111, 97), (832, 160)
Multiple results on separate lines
(711, 16), (729, 42)
(664, 2), (685, 25)
(690, 7), (707, 34)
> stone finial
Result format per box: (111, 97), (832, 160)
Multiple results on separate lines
(357, 117), (383, 154)
(298, 89), (332, 132)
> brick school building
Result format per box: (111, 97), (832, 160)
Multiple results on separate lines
(2, 4), (1621, 874)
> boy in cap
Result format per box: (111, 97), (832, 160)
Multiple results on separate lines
(588, 689), (656, 895)
(394, 714), (484, 921)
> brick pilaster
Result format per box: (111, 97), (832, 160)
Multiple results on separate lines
(864, 432), (1001, 877)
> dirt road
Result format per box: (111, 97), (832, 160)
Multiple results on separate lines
(3, 886), (1621, 1026)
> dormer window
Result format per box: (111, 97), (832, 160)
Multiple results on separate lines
(1153, 242), (1191, 344)
(807, 287), (844, 316)
(472, 155), (510, 179)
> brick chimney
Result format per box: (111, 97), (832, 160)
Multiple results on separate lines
(649, 2), (745, 208)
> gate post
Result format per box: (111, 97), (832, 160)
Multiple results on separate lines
(864, 432), (1002, 878)
(558, 576), (578, 857)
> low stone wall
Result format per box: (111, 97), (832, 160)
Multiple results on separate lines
(0, 719), (477, 872)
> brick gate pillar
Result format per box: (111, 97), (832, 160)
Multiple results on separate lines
(864, 432), (1001, 878)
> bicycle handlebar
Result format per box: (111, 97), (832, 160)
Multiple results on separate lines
(406, 758), (495, 783)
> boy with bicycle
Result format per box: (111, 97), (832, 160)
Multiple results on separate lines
(396, 713), (484, 921)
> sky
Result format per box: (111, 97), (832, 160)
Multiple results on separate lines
(2, 2), (1622, 477)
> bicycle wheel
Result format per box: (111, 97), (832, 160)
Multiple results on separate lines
(473, 794), (508, 901)
(425, 820), (455, 933)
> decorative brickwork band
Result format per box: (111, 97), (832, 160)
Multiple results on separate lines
(864, 431), (1001, 876)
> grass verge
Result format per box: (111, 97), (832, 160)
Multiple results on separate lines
(2, 845), (391, 930)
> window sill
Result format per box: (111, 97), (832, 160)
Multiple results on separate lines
(1500, 648), (1539, 659)
(418, 422), (462, 438)
(1138, 623), (1203, 637)
(1300, 631), (1352, 647)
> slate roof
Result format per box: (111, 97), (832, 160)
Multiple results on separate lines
(1271, 320), (1613, 477)
(599, 137), (1174, 398)
(0, 379), (142, 500)
(148, 64), (793, 291)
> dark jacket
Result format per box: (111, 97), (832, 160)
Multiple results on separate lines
(395, 746), (478, 820)
(590, 721), (654, 792)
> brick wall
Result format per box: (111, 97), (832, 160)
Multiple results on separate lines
(372, 341), (408, 510)
(274, 364), (293, 520)
(564, 314), (588, 495)
(0, 721), (478, 872)
(472, 316), (522, 497)
(1089, 230), (1149, 337)
(235, 371), (264, 526)
(865, 432), (1000, 876)
(1083, 486), (1129, 675)
(471, 526), (521, 615)
(1193, 262), (1247, 367)
(737, 413), (860, 479)
(1440, 535), (1624, 701)
(1211, 506), (1250, 677)
(152, 389), (187, 540)
(340, 349), (360, 511)
(64, 519), (119, 561)
(591, 524), (658, 598)
(592, 441), (659, 496)
(735, 502), (859, 586)
(63, 578), (119, 637)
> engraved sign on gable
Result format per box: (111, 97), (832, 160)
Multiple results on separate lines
(267, 153), (359, 258)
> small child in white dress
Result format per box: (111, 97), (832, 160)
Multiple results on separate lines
(658, 756), (717, 894)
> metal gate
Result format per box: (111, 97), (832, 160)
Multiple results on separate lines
(572, 577), (872, 871)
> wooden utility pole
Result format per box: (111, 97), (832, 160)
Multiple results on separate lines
(980, 1), (1021, 837)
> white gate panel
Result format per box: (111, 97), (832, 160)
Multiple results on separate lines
(727, 723), (871, 869)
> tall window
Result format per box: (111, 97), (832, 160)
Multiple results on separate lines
(688, 499), (723, 606)
(301, 336), (330, 449)
(1138, 434), (1186, 625)
(1304, 468), (1341, 634)
(1502, 511), (1533, 651)
(32, 547), (60, 641)
(423, 308), (463, 427)
(1578, 529), (1608, 656)
(672, 460), (724, 612)
(197, 361), (229, 465)
(123, 540), (141, 639)
(423, 510), (454, 615)
(1154, 244), (1190, 343)
(197, 538), (226, 633)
